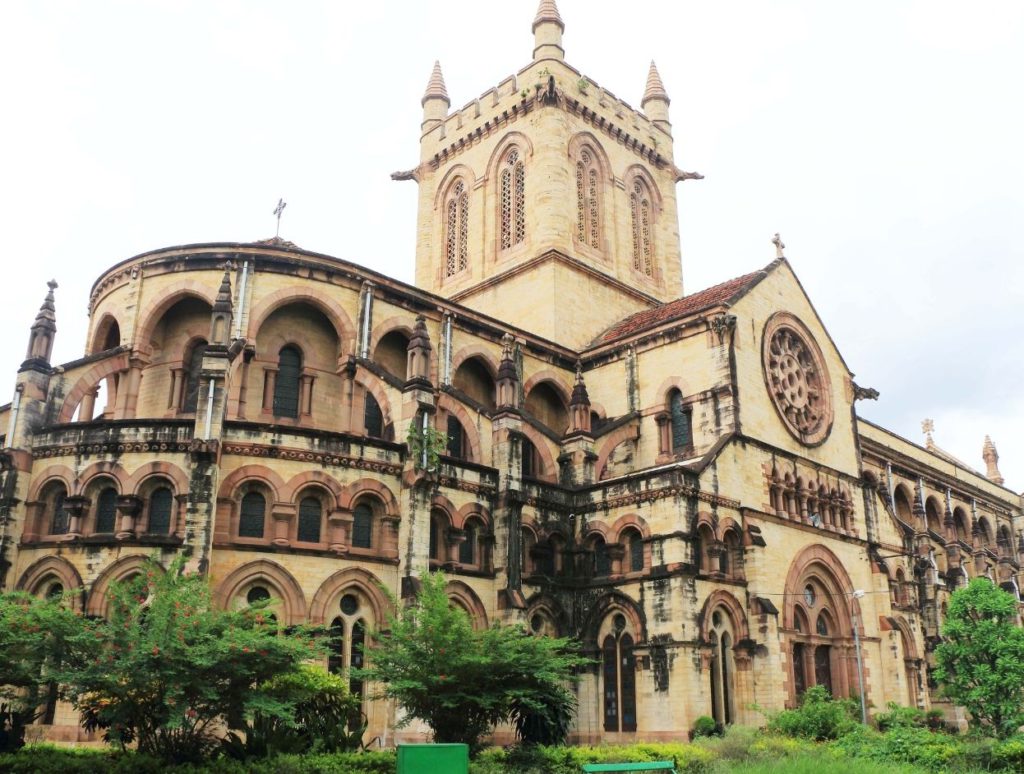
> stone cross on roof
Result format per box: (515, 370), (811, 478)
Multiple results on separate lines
(772, 233), (785, 259)
(921, 418), (935, 446)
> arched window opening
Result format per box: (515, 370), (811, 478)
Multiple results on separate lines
(925, 498), (943, 535)
(722, 530), (743, 579)
(521, 436), (542, 479)
(273, 345), (302, 419)
(520, 528), (535, 576)
(445, 180), (469, 277)
(363, 391), (384, 439)
(500, 149), (526, 250)
(239, 491), (266, 539)
(953, 508), (970, 542)
(99, 318), (121, 351)
(697, 524), (716, 574)
(576, 149), (600, 249)
(524, 382), (568, 436)
(792, 642), (807, 697)
(430, 509), (447, 563)
(453, 357), (496, 410)
(247, 586), (271, 605)
(327, 592), (370, 717)
(669, 391), (692, 453)
(893, 487), (914, 524)
(373, 330), (411, 381)
(148, 486), (173, 535)
(623, 528), (644, 573)
(709, 608), (736, 727)
(351, 502), (373, 549)
(593, 536), (611, 577)
(47, 484), (69, 535)
(446, 415), (467, 460)
(630, 180), (654, 276)
(297, 496), (322, 543)
(978, 518), (992, 548)
(459, 518), (481, 566)
(182, 339), (208, 413)
(602, 616), (637, 732)
(94, 486), (118, 534)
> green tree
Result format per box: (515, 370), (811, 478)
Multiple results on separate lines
(59, 556), (326, 763)
(357, 570), (587, 751)
(934, 577), (1024, 737)
(0, 589), (85, 750)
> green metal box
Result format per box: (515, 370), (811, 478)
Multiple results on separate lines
(397, 743), (469, 773)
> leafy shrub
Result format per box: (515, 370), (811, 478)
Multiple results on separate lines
(477, 742), (714, 774)
(767, 686), (858, 740)
(875, 702), (926, 731)
(691, 714), (719, 738)
(692, 724), (759, 760)
(992, 735), (1024, 770)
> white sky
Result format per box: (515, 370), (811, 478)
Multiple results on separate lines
(1, 0), (1021, 492)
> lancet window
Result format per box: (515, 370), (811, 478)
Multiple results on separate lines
(444, 180), (469, 277)
(630, 179), (654, 276)
(576, 149), (601, 249)
(500, 149), (526, 250)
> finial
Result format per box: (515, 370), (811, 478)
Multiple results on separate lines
(921, 418), (935, 447)
(641, 61), (669, 106)
(772, 233), (786, 259)
(533, 0), (564, 32)
(422, 61), (450, 106)
(500, 332), (515, 360)
(982, 435), (1005, 485)
(570, 359), (590, 407)
(214, 265), (233, 313)
(24, 278), (58, 364)
(273, 198), (287, 238)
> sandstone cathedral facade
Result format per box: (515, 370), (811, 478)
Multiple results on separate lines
(2, 1), (1021, 744)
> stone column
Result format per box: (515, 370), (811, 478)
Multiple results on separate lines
(271, 503), (295, 547)
(328, 508), (353, 554)
(78, 387), (98, 422)
(115, 494), (143, 540)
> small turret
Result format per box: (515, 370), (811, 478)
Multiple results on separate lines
(208, 266), (233, 348)
(406, 315), (433, 386)
(23, 280), (58, 369)
(532, 0), (564, 61)
(421, 61), (450, 131)
(568, 360), (592, 435)
(496, 334), (520, 410)
(641, 60), (671, 134)
(982, 436), (1005, 485)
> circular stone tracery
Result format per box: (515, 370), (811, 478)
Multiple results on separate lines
(762, 313), (833, 446)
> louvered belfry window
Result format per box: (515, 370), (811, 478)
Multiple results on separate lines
(576, 149), (600, 249)
(273, 346), (302, 418)
(352, 503), (373, 549)
(445, 180), (469, 277)
(239, 491), (266, 539)
(95, 487), (118, 533)
(630, 180), (653, 276)
(148, 487), (173, 535)
(297, 496), (322, 543)
(500, 149), (525, 250)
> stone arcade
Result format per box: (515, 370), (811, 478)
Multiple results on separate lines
(1, 0), (1021, 744)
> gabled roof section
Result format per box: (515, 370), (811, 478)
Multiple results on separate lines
(591, 263), (776, 345)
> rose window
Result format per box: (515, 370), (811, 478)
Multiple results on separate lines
(762, 314), (832, 445)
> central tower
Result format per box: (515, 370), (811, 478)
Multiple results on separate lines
(400, 1), (692, 348)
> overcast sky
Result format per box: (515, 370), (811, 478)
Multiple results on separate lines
(2, 0), (1021, 492)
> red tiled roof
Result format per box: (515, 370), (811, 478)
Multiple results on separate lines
(592, 268), (768, 345)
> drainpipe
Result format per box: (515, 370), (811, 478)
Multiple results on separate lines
(5, 385), (23, 447)
(204, 378), (216, 439)
(232, 259), (249, 340)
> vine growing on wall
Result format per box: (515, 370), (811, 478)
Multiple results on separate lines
(406, 423), (448, 473)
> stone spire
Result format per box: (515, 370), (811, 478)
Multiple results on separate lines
(405, 315), (433, 386)
(421, 61), (450, 130)
(568, 360), (592, 435)
(982, 435), (1005, 485)
(641, 60), (671, 133)
(208, 266), (233, 347)
(24, 280), (58, 366)
(532, 0), (564, 61)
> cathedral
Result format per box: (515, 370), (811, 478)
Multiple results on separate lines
(2, 0), (1021, 744)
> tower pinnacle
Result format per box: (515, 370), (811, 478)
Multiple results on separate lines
(24, 279), (58, 366)
(982, 435), (1005, 485)
(421, 61), (450, 131)
(532, 0), (564, 61)
(641, 60), (671, 133)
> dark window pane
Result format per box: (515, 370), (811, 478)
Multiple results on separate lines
(328, 618), (344, 675)
(95, 487), (118, 533)
(629, 534), (644, 572)
(350, 620), (365, 700)
(183, 340), (208, 413)
(594, 539), (611, 577)
(50, 491), (68, 534)
(603, 635), (618, 732)
(148, 487), (173, 534)
(446, 415), (464, 459)
(273, 346), (302, 418)
(522, 437), (536, 478)
(429, 516), (440, 560)
(297, 496), (322, 543)
(459, 523), (476, 565)
(670, 392), (691, 452)
(239, 492), (266, 538)
(620, 633), (637, 731)
(352, 504), (372, 549)
(364, 392), (383, 438)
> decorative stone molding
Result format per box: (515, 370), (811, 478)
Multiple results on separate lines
(761, 312), (833, 446)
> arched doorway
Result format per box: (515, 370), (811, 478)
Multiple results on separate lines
(599, 612), (638, 733)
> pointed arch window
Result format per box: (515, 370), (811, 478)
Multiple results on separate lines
(446, 415), (466, 460)
(500, 149), (526, 250)
(94, 486), (118, 534)
(273, 345), (302, 418)
(48, 486), (69, 535)
(709, 609), (736, 727)
(445, 180), (469, 277)
(328, 593), (370, 715)
(352, 503), (373, 549)
(459, 519), (478, 566)
(182, 339), (208, 413)
(669, 390), (692, 453)
(364, 392), (384, 438)
(630, 179), (654, 276)
(576, 149), (601, 249)
(603, 617), (637, 732)
(148, 486), (173, 535)
(239, 491), (266, 539)
(593, 536), (611, 577)
(297, 496), (322, 543)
